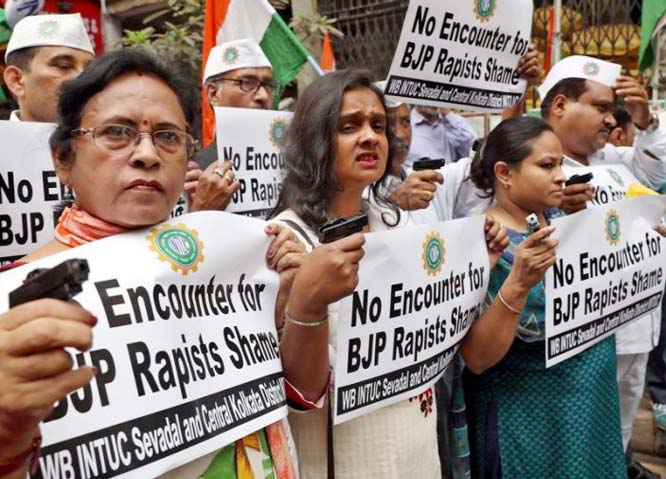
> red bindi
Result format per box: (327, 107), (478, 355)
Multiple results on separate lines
(141, 119), (149, 126)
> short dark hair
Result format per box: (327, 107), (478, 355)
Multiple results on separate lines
(540, 77), (589, 119)
(270, 68), (398, 231)
(5, 47), (38, 71)
(470, 116), (554, 197)
(613, 106), (632, 132)
(49, 48), (195, 165)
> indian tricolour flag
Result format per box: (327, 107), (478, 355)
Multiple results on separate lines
(201, 0), (311, 145)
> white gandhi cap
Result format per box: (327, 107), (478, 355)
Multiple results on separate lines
(203, 38), (272, 85)
(5, 13), (94, 61)
(538, 55), (621, 99)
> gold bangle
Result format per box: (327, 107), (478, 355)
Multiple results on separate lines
(497, 289), (522, 315)
(285, 310), (327, 327)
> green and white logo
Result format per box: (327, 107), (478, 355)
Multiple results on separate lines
(269, 118), (288, 148)
(222, 46), (240, 66)
(583, 61), (600, 77)
(38, 20), (59, 39)
(605, 209), (621, 246)
(607, 168), (624, 186)
(422, 232), (445, 276)
(147, 224), (204, 275)
(474, 0), (496, 22)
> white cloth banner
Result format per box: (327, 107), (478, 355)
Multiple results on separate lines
(0, 121), (59, 265)
(333, 216), (489, 424)
(562, 163), (638, 206)
(0, 212), (285, 479)
(384, 0), (533, 112)
(0, 121), (188, 266)
(215, 107), (292, 218)
(544, 196), (666, 367)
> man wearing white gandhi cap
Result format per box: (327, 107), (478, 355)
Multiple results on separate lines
(3, 13), (94, 123)
(541, 54), (666, 476)
(539, 55), (666, 209)
(189, 38), (275, 212)
(195, 38), (274, 169)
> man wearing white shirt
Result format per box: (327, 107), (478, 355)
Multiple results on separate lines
(537, 56), (666, 478)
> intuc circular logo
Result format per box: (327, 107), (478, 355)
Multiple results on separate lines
(422, 231), (445, 276)
(583, 61), (600, 77)
(607, 168), (624, 186)
(605, 209), (621, 246)
(222, 46), (240, 65)
(269, 117), (288, 148)
(38, 20), (59, 39)
(147, 224), (204, 275)
(474, 0), (496, 22)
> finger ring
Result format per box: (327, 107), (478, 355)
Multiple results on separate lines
(213, 167), (225, 177)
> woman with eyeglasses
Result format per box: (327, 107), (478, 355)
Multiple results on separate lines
(0, 49), (307, 479)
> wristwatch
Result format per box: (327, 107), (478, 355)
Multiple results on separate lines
(637, 113), (660, 134)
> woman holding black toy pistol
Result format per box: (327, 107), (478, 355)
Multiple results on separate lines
(0, 49), (352, 479)
(270, 68), (510, 479)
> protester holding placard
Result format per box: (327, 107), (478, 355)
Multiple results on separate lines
(188, 39), (275, 214)
(540, 56), (666, 473)
(3, 13), (94, 123)
(269, 68), (441, 479)
(269, 68), (507, 479)
(0, 49), (310, 479)
(463, 116), (626, 478)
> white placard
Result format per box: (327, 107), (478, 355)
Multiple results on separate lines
(384, 0), (533, 112)
(215, 107), (292, 219)
(0, 212), (285, 479)
(333, 216), (489, 424)
(0, 120), (59, 265)
(544, 196), (666, 367)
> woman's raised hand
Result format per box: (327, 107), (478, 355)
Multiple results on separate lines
(287, 233), (365, 321)
(506, 226), (558, 292)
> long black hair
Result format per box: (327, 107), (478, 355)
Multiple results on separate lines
(269, 69), (399, 231)
(470, 116), (554, 197)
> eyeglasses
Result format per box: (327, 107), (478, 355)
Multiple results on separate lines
(217, 77), (276, 96)
(71, 124), (196, 160)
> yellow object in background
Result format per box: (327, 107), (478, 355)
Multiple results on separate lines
(626, 183), (659, 198)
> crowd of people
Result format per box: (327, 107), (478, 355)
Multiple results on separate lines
(1, 11), (666, 479)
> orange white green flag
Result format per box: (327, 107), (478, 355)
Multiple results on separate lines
(201, 0), (313, 145)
